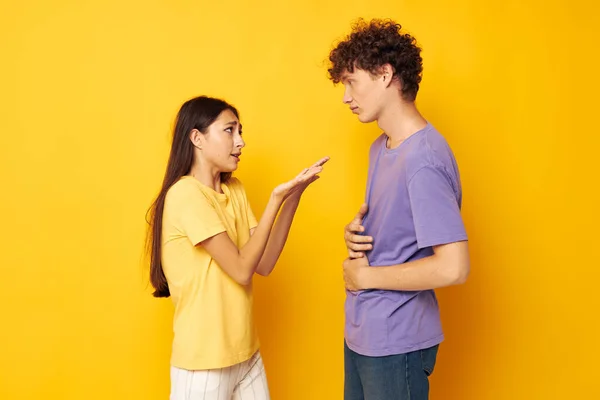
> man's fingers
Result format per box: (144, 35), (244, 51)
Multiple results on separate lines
(348, 251), (365, 259)
(345, 223), (364, 234)
(348, 242), (372, 252)
(345, 205), (371, 259)
(353, 203), (368, 222)
(347, 234), (373, 244)
(359, 203), (368, 214)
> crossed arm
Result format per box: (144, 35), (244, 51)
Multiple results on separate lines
(342, 204), (470, 292)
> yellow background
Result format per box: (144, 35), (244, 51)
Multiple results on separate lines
(1, 0), (599, 399)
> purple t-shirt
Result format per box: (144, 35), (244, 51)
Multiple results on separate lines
(345, 122), (467, 357)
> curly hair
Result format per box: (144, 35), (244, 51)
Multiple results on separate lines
(328, 19), (423, 101)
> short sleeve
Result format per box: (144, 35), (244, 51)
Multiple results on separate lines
(170, 182), (226, 246)
(408, 165), (468, 248)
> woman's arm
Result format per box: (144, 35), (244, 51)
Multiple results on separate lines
(201, 193), (283, 285)
(253, 196), (300, 276)
(201, 157), (328, 285)
(253, 157), (329, 276)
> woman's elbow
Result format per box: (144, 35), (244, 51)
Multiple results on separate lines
(234, 274), (253, 286)
(255, 264), (273, 278)
(229, 267), (254, 286)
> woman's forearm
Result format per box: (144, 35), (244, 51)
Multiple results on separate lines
(255, 197), (301, 276)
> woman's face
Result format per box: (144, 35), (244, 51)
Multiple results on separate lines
(193, 109), (245, 173)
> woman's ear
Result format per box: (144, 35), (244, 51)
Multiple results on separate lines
(189, 129), (203, 149)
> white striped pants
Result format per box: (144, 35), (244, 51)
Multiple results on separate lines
(170, 351), (270, 400)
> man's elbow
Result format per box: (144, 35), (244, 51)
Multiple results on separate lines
(435, 241), (470, 286)
(450, 260), (470, 285)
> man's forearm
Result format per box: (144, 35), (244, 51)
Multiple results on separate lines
(364, 242), (469, 291)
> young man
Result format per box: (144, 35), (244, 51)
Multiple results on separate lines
(328, 19), (470, 400)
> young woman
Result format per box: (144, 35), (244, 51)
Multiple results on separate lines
(146, 95), (328, 400)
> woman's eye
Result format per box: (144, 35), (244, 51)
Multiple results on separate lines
(225, 127), (233, 133)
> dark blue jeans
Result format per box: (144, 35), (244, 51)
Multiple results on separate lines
(344, 341), (439, 400)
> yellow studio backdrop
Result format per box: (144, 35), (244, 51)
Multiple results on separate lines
(1, 0), (599, 399)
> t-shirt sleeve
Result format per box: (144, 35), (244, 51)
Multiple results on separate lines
(174, 184), (226, 246)
(407, 165), (468, 248)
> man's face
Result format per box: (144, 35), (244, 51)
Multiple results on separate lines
(341, 68), (386, 123)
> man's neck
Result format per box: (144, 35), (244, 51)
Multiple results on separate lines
(377, 100), (427, 149)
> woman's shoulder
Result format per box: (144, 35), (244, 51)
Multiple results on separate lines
(170, 176), (200, 193)
(225, 176), (244, 191)
(165, 176), (206, 205)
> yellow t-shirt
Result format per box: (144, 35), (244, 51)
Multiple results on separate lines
(161, 176), (259, 370)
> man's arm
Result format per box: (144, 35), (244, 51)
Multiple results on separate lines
(344, 241), (469, 291)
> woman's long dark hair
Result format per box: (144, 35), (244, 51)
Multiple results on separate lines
(146, 96), (239, 297)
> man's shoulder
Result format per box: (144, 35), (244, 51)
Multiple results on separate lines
(369, 133), (386, 153)
(422, 125), (452, 152)
(406, 125), (455, 173)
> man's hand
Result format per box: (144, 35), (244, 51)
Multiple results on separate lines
(344, 203), (373, 258)
(343, 256), (370, 291)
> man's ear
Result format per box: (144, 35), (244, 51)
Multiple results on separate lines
(381, 64), (395, 88)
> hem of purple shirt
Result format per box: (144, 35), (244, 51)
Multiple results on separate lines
(345, 333), (445, 357)
(418, 234), (469, 249)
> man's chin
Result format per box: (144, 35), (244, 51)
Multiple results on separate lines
(358, 113), (375, 123)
